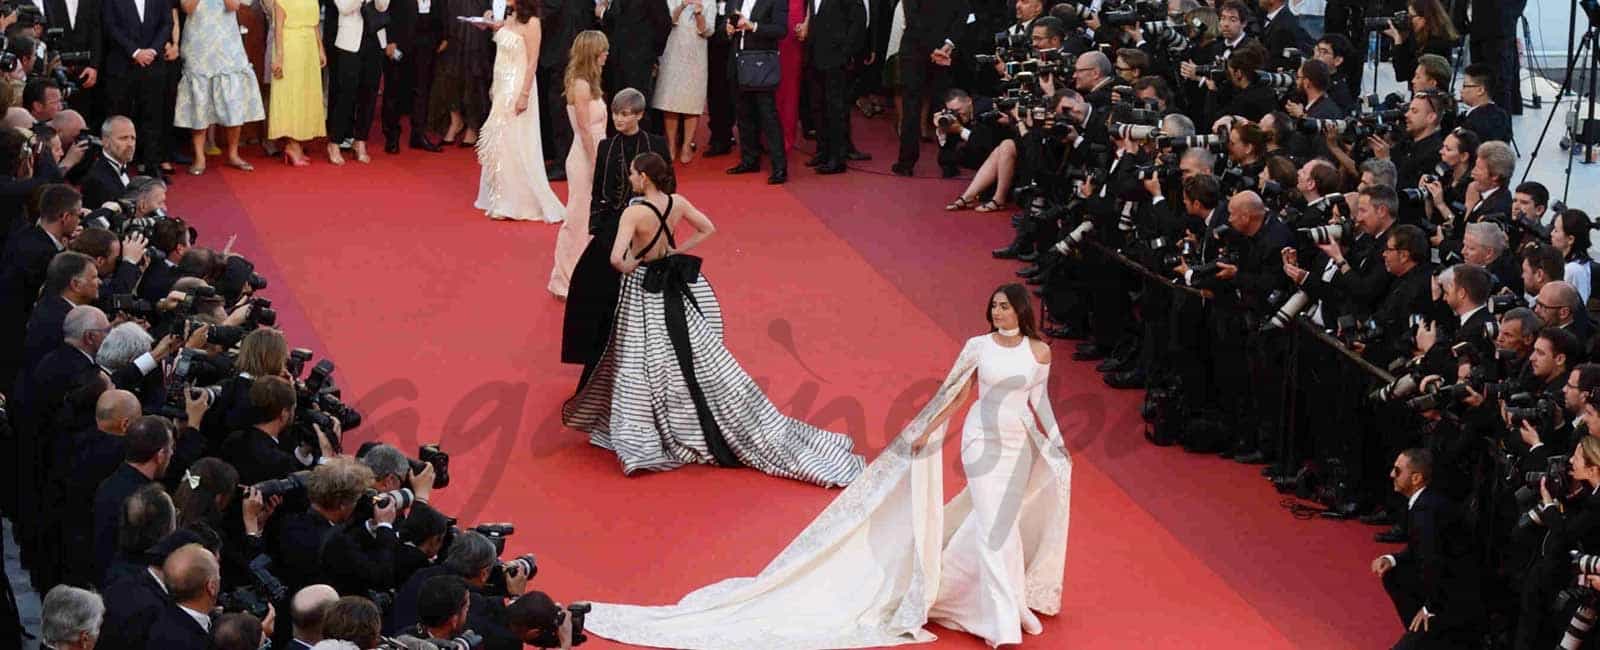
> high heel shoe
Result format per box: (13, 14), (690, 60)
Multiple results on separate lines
(327, 145), (345, 165)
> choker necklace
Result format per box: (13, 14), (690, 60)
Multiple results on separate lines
(997, 327), (1021, 337)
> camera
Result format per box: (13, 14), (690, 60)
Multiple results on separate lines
(1156, 133), (1226, 152)
(1298, 220), (1351, 246)
(934, 109), (960, 130)
(251, 471), (310, 500)
(1363, 11), (1409, 32)
(1404, 382), (1472, 411)
(528, 603), (592, 648)
(413, 444), (452, 488)
(108, 293), (154, 320)
(1505, 393), (1560, 431)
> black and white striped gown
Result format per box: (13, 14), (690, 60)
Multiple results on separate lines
(561, 253), (865, 488)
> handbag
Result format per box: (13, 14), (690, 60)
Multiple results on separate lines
(734, 33), (780, 92)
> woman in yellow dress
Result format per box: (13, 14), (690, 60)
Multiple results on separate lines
(268, 0), (327, 166)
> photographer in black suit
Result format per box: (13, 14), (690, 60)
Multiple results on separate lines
(1371, 448), (1482, 648)
(102, 0), (172, 176)
(1258, 0), (1312, 68)
(890, 0), (970, 177)
(145, 542), (220, 650)
(721, 0), (789, 183)
(798, 0), (865, 175)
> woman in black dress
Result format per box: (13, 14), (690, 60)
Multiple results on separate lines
(429, 0), (493, 145)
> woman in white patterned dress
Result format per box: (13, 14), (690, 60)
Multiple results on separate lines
(582, 283), (1072, 649)
(651, 0), (712, 164)
(473, 0), (565, 222)
(562, 151), (866, 487)
(174, 0), (267, 173)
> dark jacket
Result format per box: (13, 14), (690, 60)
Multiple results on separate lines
(1459, 102), (1512, 144)
(44, 0), (105, 69)
(99, 567), (169, 650)
(897, 0), (968, 56)
(805, 0), (867, 69)
(221, 427), (303, 486)
(80, 156), (129, 210)
(102, 0), (175, 73)
(92, 464), (154, 586)
(143, 602), (210, 650)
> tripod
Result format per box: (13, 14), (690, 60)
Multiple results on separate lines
(1518, 0), (1600, 206)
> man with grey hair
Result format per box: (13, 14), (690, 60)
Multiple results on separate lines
(1359, 158), (1398, 190)
(1461, 221), (1522, 295)
(1074, 50), (1116, 106)
(40, 584), (104, 649)
(1467, 140), (1515, 222)
(99, 321), (178, 407)
(81, 116), (135, 208)
(1497, 306), (1542, 364)
(120, 175), (168, 219)
(389, 531), (529, 642)
(359, 443), (436, 501)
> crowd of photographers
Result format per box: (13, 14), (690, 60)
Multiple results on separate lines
(925, 0), (1600, 646)
(0, 103), (585, 648)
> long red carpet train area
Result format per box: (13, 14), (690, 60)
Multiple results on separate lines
(169, 119), (1394, 648)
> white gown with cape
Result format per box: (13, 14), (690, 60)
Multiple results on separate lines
(586, 334), (1073, 649)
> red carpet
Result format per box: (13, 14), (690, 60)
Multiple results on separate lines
(169, 118), (1395, 648)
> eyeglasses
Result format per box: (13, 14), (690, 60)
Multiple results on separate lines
(1462, 83), (1482, 89)
(1073, 67), (1095, 74)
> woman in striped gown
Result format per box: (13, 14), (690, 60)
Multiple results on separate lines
(561, 152), (865, 488)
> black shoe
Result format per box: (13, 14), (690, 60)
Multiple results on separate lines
(815, 162), (846, 175)
(1234, 450), (1271, 465)
(805, 155), (825, 167)
(1359, 509), (1394, 527)
(993, 245), (1023, 259)
(1017, 251), (1038, 263)
(384, 138), (401, 154)
(727, 163), (761, 175)
(891, 162), (913, 176)
(845, 149), (871, 161)
(705, 142), (734, 157)
(410, 137), (444, 152)
(1375, 527), (1407, 544)
(1095, 356), (1131, 373)
(1043, 325), (1085, 340)
(1071, 344), (1106, 361)
(1103, 369), (1145, 389)
(767, 170), (788, 184)
(1016, 265), (1042, 279)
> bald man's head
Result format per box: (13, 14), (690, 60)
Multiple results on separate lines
(162, 543), (220, 606)
(1227, 191), (1267, 236)
(291, 585), (339, 639)
(49, 109), (85, 145)
(94, 389), (139, 433)
(1542, 281), (1583, 313)
(4, 108), (33, 130)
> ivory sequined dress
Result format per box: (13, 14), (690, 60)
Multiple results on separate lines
(473, 27), (565, 222)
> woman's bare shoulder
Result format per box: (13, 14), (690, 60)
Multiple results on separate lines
(1028, 338), (1051, 365)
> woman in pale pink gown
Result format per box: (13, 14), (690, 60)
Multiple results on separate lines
(549, 31), (610, 298)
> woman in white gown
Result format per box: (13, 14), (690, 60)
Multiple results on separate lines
(584, 284), (1072, 649)
(473, 0), (566, 222)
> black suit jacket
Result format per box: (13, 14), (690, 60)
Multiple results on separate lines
(806, 0), (866, 69)
(99, 567), (170, 650)
(1390, 488), (1478, 617)
(320, 519), (402, 597)
(44, 0), (104, 69)
(18, 296), (75, 391)
(602, 0), (671, 71)
(1460, 102), (1512, 143)
(93, 463), (154, 586)
(1369, 263), (1434, 366)
(137, 259), (180, 302)
(80, 156), (128, 210)
(0, 226), (59, 320)
(1466, 186), (1512, 223)
(267, 510), (337, 593)
(221, 427), (303, 486)
(898, 0), (968, 57)
(144, 602), (210, 650)
(385, 0), (423, 54)
(103, 0), (175, 73)
(1260, 6), (1312, 65)
(539, 0), (592, 72)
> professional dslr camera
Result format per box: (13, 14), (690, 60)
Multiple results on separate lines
(218, 555), (290, 619)
(287, 353), (363, 454)
(380, 631), (487, 650)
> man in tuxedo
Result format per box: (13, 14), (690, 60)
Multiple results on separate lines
(891, 0), (970, 176)
(380, 0), (446, 153)
(1465, 0), (1526, 113)
(44, 0), (103, 122)
(80, 116), (134, 209)
(145, 543), (219, 650)
(1371, 448), (1482, 648)
(102, 0), (172, 177)
(69, 227), (147, 313)
(91, 415), (172, 584)
(704, 0), (736, 156)
(1258, 0), (1312, 68)
(538, 0), (593, 177)
(99, 528), (200, 649)
(720, 0), (789, 183)
(17, 252), (100, 390)
(268, 459), (364, 594)
(137, 216), (189, 302)
(600, 0), (671, 133)
(288, 585), (339, 649)
(221, 376), (313, 485)
(1458, 64), (1512, 144)
(799, 0), (866, 175)
(0, 184), (79, 368)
